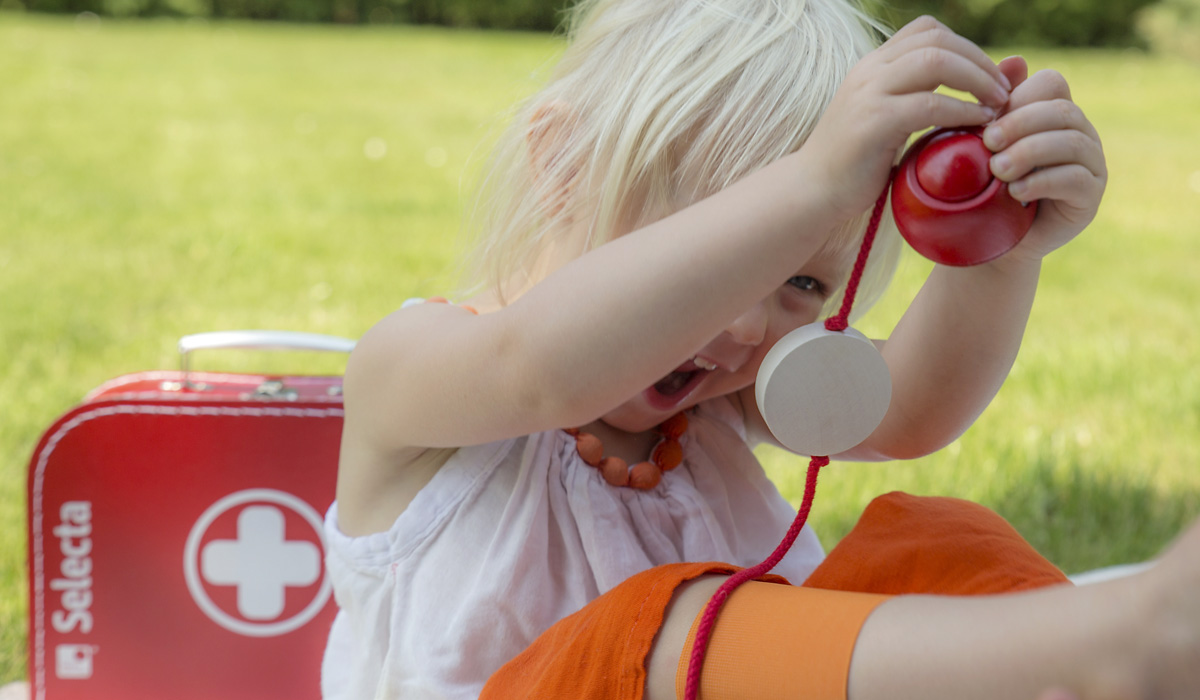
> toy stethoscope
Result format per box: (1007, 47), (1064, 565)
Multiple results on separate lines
(684, 127), (1038, 699)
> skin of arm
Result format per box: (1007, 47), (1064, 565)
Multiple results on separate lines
(335, 154), (853, 535)
(850, 256), (1042, 461)
(647, 573), (1146, 700)
(735, 252), (1041, 462)
(344, 151), (846, 453)
(645, 518), (1200, 700)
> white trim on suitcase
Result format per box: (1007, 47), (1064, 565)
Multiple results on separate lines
(83, 371), (345, 402)
(29, 403), (344, 700)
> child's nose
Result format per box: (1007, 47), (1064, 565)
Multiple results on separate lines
(724, 301), (768, 346)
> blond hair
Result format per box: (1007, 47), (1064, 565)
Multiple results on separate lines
(460, 0), (901, 319)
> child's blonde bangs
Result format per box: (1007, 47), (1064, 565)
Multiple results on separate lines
(460, 0), (898, 313)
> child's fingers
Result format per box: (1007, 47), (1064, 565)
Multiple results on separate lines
(999, 68), (1074, 115)
(880, 18), (1011, 98)
(1005, 163), (1103, 209)
(996, 55), (1029, 94)
(893, 91), (996, 131)
(886, 48), (1009, 109)
(988, 129), (1106, 183)
(983, 98), (1102, 155)
(882, 13), (945, 44)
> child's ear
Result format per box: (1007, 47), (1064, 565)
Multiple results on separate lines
(526, 100), (580, 218)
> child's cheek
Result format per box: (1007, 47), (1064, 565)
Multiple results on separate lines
(774, 289), (822, 328)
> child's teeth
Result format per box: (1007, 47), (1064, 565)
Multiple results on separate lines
(694, 357), (717, 371)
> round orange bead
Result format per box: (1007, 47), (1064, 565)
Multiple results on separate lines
(629, 461), (662, 490)
(600, 456), (630, 487)
(659, 412), (688, 440)
(575, 433), (603, 466)
(651, 439), (683, 471)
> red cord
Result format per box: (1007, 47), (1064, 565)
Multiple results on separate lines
(682, 455), (827, 699)
(826, 181), (891, 333)
(682, 177), (892, 700)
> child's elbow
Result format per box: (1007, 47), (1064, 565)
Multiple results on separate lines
(853, 420), (962, 462)
(877, 440), (946, 461)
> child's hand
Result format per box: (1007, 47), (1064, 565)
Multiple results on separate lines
(983, 56), (1107, 265)
(803, 16), (1010, 220)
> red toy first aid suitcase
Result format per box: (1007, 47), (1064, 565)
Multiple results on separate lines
(26, 331), (354, 700)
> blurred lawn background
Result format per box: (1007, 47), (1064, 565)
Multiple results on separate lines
(2, 12), (1199, 683)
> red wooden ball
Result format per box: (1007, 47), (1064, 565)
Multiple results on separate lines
(891, 127), (1037, 267)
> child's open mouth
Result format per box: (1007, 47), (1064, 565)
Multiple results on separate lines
(645, 358), (714, 410)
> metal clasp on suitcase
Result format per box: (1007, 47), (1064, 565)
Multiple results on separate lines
(169, 330), (357, 399)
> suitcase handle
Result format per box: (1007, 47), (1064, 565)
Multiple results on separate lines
(178, 331), (357, 383)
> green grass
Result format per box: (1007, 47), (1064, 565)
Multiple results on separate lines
(2, 13), (1199, 683)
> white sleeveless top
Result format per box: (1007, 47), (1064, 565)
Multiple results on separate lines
(321, 396), (825, 700)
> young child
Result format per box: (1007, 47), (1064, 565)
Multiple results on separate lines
(321, 1), (1200, 699)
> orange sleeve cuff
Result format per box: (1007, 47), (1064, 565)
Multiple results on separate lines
(676, 581), (891, 700)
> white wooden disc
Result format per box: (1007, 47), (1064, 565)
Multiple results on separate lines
(755, 322), (892, 456)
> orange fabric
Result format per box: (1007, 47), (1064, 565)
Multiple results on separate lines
(803, 491), (1070, 595)
(479, 562), (787, 700)
(670, 492), (1069, 700)
(482, 492), (1070, 700)
(674, 583), (889, 700)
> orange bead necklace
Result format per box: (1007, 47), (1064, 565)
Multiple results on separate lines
(564, 412), (688, 490)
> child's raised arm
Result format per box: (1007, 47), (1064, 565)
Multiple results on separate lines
(841, 58), (1107, 460)
(343, 152), (846, 448)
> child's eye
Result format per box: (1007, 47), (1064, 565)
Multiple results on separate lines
(787, 275), (827, 296)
